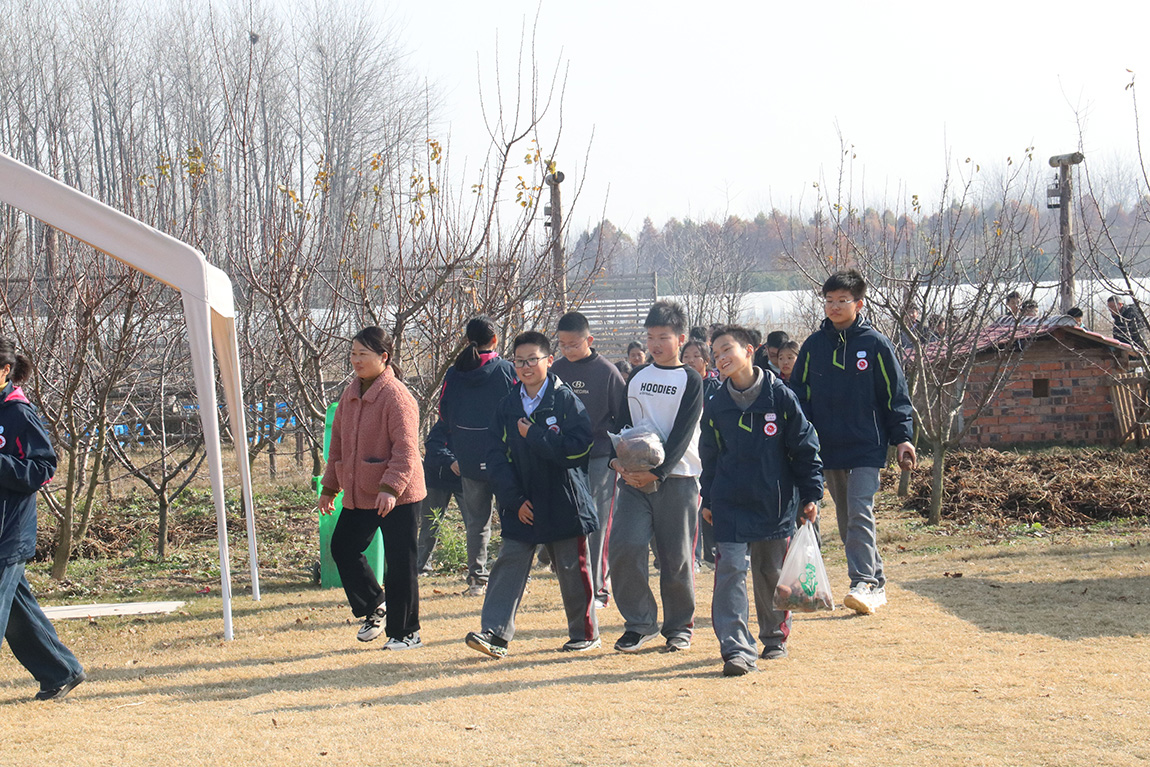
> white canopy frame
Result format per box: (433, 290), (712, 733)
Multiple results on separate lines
(0, 151), (259, 640)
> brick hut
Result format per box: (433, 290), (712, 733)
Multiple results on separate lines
(960, 321), (1139, 447)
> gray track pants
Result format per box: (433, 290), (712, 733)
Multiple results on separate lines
(416, 485), (457, 574)
(711, 538), (791, 663)
(607, 475), (699, 640)
(481, 536), (597, 643)
(459, 477), (495, 586)
(587, 456), (616, 599)
(824, 467), (885, 588)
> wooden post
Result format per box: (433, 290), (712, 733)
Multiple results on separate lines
(546, 171), (566, 314)
(1058, 164), (1074, 312)
(1049, 152), (1084, 313)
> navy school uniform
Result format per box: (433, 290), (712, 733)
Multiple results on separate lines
(700, 369), (823, 663)
(0, 383), (85, 693)
(479, 373), (599, 644)
(790, 315), (913, 470)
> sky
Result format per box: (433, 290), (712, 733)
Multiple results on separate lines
(383, 0), (1150, 236)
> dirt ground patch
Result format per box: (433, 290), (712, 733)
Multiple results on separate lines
(2, 518), (1148, 767)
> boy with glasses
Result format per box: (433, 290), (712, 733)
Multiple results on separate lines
(791, 270), (915, 615)
(551, 312), (626, 608)
(465, 332), (600, 657)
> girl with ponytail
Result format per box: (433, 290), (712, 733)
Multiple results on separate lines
(424, 316), (516, 596)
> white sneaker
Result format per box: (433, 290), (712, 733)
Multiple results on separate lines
(356, 606), (386, 642)
(871, 586), (887, 611)
(382, 631), (422, 650)
(463, 583), (487, 597)
(843, 584), (875, 615)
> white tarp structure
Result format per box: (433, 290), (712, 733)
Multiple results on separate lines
(0, 151), (259, 640)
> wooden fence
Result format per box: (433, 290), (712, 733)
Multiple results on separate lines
(570, 273), (659, 361)
(1109, 371), (1150, 446)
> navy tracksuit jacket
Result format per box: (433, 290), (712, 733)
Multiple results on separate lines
(790, 316), (914, 470)
(700, 370), (823, 543)
(485, 373), (598, 545)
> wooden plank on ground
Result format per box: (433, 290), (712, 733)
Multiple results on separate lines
(42, 601), (186, 620)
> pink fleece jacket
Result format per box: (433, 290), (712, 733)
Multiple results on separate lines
(320, 367), (426, 509)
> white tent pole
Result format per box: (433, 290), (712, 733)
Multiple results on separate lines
(211, 311), (260, 600)
(183, 294), (234, 640)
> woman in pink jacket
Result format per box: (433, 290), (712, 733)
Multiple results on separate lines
(320, 328), (427, 650)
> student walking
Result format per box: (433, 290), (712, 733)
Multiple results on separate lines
(608, 301), (704, 653)
(415, 432), (462, 575)
(700, 326), (823, 676)
(551, 311), (626, 608)
(320, 328), (426, 649)
(465, 332), (599, 657)
(426, 316), (517, 596)
(0, 337), (86, 700)
(791, 270), (915, 615)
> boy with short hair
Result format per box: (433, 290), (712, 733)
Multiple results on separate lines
(465, 332), (600, 657)
(701, 325), (822, 676)
(551, 311), (626, 608)
(791, 269), (915, 615)
(608, 301), (704, 653)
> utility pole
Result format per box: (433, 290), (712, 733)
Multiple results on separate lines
(1048, 152), (1084, 313)
(545, 170), (566, 313)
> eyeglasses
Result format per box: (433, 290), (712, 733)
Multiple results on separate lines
(824, 299), (860, 308)
(557, 341), (587, 351)
(513, 356), (546, 368)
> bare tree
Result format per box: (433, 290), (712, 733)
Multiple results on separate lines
(785, 143), (1053, 523)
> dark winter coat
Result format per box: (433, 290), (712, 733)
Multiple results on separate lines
(426, 355), (517, 480)
(423, 428), (462, 493)
(700, 369), (823, 543)
(790, 316), (914, 470)
(486, 373), (598, 545)
(0, 383), (57, 567)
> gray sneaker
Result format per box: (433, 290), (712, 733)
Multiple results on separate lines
(560, 637), (601, 652)
(722, 657), (757, 677)
(760, 645), (788, 661)
(356, 606), (387, 642)
(662, 635), (691, 653)
(381, 631), (422, 650)
(463, 583), (487, 597)
(466, 630), (508, 658)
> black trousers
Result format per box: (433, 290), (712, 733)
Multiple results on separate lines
(330, 502), (420, 638)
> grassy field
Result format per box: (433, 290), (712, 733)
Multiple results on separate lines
(2, 468), (1149, 766)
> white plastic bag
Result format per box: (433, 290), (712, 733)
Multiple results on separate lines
(773, 522), (835, 612)
(608, 424), (666, 494)
(610, 424), (666, 472)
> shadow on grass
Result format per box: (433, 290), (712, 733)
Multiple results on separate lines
(901, 574), (1150, 640)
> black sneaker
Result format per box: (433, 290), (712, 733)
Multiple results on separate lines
(722, 657), (757, 677)
(34, 671), (87, 701)
(465, 630), (508, 658)
(613, 630), (660, 653)
(357, 606), (386, 642)
(662, 635), (691, 653)
(560, 637), (601, 652)
(760, 645), (788, 661)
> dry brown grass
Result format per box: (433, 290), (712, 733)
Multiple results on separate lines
(2, 518), (1149, 766)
